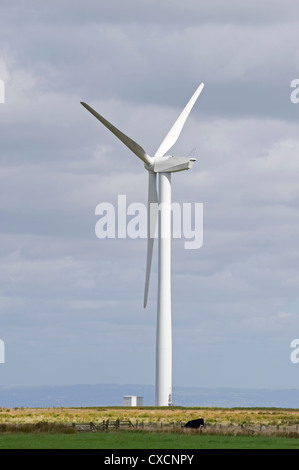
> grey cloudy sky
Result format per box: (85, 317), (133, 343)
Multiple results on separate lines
(1, 0), (299, 395)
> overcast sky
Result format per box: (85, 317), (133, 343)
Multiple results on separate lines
(1, 0), (299, 397)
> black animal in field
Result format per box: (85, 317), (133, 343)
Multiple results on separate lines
(183, 418), (204, 429)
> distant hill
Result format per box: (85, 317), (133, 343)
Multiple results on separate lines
(0, 384), (298, 408)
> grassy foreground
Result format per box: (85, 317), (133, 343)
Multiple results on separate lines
(0, 430), (299, 449)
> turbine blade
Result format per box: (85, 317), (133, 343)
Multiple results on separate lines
(154, 82), (204, 158)
(81, 102), (153, 166)
(144, 171), (158, 308)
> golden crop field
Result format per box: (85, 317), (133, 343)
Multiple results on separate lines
(1, 406), (299, 428)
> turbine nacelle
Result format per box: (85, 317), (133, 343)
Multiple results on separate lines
(153, 155), (196, 173)
(144, 156), (196, 173)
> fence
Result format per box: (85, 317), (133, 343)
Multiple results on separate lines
(73, 419), (135, 431)
(71, 420), (299, 436)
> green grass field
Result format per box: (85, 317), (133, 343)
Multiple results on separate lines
(0, 430), (299, 449)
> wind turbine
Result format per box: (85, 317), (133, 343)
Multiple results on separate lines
(81, 82), (204, 406)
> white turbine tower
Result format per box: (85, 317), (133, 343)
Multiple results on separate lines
(81, 82), (204, 406)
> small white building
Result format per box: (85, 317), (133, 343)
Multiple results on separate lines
(123, 395), (143, 407)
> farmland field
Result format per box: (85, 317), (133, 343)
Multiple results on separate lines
(0, 430), (299, 449)
(0, 406), (299, 449)
(1, 405), (299, 426)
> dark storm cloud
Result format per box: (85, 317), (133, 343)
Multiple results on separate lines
(1, 1), (299, 119)
(3, 0), (299, 26)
